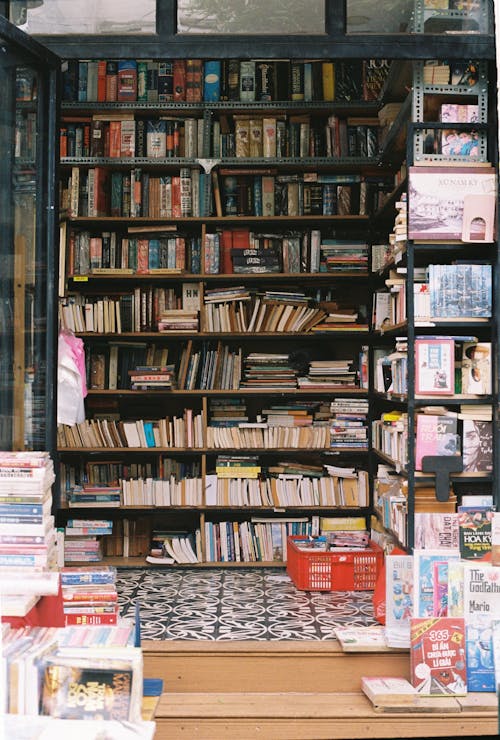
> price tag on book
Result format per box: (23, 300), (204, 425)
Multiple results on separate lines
(72, 276), (89, 282)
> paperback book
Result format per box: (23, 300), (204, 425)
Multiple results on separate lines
(410, 617), (467, 695)
(458, 505), (493, 560)
(413, 548), (460, 618)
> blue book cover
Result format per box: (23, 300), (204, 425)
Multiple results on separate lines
(0, 502), (48, 516)
(143, 422), (156, 448)
(78, 61), (88, 102)
(148, 239), (160, 269)
(204, 60), (221, 102)
(253, 178), (263, 216)
(466, 623), (495, 691)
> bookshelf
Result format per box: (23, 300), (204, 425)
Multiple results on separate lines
(371, 55), (498, 550)
(55, 57), (392, 567)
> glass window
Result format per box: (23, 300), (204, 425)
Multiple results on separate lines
(177, 0), (326, 35)
(347, 0), (491, 34)
(10, 0), (156, 35)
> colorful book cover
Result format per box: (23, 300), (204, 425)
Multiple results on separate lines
(413, 549), (460, 618)
(458, 505), (493, 559)
(385, 554), (413, 645)
(447, 560), (464, 617)
(415, 414), (460, 470)
(408, 166), (497, 242)
(410, 617), (467, 695)
(40, 661), (134, 720)
(413, 512), (459, 550)
(466, 623), (495, 692)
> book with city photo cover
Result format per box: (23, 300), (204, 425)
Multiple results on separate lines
(408, 166), (496, 242)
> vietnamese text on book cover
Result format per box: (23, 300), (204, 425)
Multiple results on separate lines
(410, 617), (467, 695)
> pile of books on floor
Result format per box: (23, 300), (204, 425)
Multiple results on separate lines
(60, 565), (120, 626)
(0, 451), (60, 617)
(64, 518), (113, 563)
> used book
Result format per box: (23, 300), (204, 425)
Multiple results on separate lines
(410, 617), (467, 696)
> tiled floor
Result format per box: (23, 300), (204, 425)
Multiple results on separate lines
(116, 567), (378, 641)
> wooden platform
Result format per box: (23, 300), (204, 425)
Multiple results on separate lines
(142, 640), (498, 739)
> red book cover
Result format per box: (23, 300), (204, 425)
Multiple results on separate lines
(173, 60), (187, 101)
(97, 60), (107, 102)
(108, 121), (121, 158)
(64, 612), (118, 626)
(220, 229), (234, 274)
(171, 176), (182, 218)
(410, 617), (466, 695)
(136, 239), (150, 274)
(94, 166), (110, 217)
(231, 228), (251, 250)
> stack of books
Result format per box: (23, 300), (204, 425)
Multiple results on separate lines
(0, 451), (59, 617)
(240, 353), (299, 389)
(157, 309), (199, 333)
(64, 518), (113, 564)
(66, 484), (122, 509)
(319, 239), (369, 273)
(60, 565), (120, 626)
(297, 359), (359, 389)
(330, 398), (369, 450)
(128, 364), (176, 390)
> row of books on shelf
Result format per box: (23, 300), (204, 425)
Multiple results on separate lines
(64, 227), (370, 280)
(375, 338), (492, 397)
(61, 112), (381, 161)
(372, 262), (492, 330)
(62, 166), (384, 222)
(63, 57), (389, 105)
(372, 405), (493, 474)
(81, 341), (363, 392)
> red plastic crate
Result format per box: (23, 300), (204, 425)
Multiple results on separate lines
(286, 536), (384, 592)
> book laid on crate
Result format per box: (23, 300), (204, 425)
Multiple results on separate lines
(410, 617), (467, 696)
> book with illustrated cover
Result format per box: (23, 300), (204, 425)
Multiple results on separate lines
(408, 166), (497, 242)
(414, 512), (459, 550)
(461, 342), (492, 394)
(385, 554), (413, 647)
(462, 420), (493, 473)
(40, 653), (141, 721)
(458, 505), (493, 559)
(415, 338), (454, 396)
(410, 617), (467, 695)
(466, 623), (496, 692)
(415, 414), (460, 471)
(334, 625), (389, 652)
(413, 549), (460, 618)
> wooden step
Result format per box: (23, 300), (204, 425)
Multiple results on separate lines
(153, 691), (498, 740)
(142, 639), (410, 693)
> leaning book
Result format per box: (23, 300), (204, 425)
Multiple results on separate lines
(408, 165), (497, 242)
(410, 617), (467, 696)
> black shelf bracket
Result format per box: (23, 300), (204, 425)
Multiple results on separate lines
(421, 455), (463, 502)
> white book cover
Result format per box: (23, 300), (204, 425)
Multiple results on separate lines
(385, 554), (413, 647)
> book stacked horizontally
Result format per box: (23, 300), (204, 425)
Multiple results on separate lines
(60, 565), (119, 626)
(157, 309), (199, 333)
(319, 239), (369, 273)
(297, 358), (359, 389)
(66, 484), (122, 509)
(0, 451), (60, 617)
(64, 518), (113, 564)
(128, 364), (176, 390)
(240, 352), (299, 389)
(329, 397), (369, 450)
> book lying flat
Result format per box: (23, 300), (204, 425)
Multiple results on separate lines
(361, 676), (417, 705)
(334, 625), (391, 652)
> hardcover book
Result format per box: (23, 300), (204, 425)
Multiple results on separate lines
(408, 166), (497, 242)
(410, 617), (467, 695)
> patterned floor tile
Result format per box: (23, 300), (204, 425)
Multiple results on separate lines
(115, 567), (378, 641)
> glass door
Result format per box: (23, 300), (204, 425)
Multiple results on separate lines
(0, 16), (59, 451)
